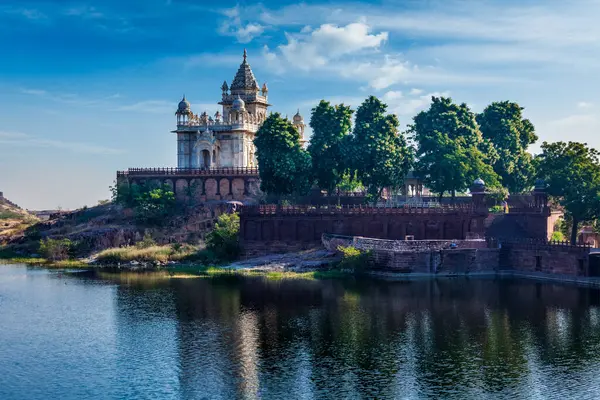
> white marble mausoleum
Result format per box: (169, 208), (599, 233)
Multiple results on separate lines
(173, 50), (306, 169)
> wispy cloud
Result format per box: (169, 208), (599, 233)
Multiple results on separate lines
(0, 131), (125, 155)
(2, 7), (47, 21)
(115, 100), (174, 114)
(219, 6), (265, 43)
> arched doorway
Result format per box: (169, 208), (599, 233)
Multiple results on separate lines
(201, 150), (210, 168)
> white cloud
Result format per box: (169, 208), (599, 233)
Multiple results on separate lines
(0, 131), (124, 155)
(64, 6), (104, 19)
(266, 22), (388, 71)
(219, 6), (265, 43)
(116, 100), (174, 114)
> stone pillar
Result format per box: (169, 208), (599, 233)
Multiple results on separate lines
(215, 178), (221, 195)
(470, 178), (487, 210)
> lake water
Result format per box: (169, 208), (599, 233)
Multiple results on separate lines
(2, 265), (600, 399)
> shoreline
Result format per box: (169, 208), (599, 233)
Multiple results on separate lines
(4, 258), (600, 287)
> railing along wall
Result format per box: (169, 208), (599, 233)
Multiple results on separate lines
(241, 204), (479, 216)
(488, 237), (592, 252)
(117, 167), (259, 177)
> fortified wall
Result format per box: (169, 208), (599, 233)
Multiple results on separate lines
(240, 204), (488, 256)
(116, 167), (261, 203)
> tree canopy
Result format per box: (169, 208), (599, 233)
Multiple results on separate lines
(536, 141), (600, 244)
(477, 101), (537, 193)
(254, 113), (312, 197)
(348, 96), (413, 202)
(307, 100), (353, 194)
(409, 97), (500, 198)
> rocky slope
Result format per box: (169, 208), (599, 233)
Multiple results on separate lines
(2, 201), (229, 257)
(0, 195), (38, 244)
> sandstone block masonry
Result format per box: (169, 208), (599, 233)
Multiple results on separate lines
(320, 234), (593, 278)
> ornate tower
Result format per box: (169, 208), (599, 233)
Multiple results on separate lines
(175, 95), (192, 124)
(292, 109), (306, 145)
(220, 49), (270, 122)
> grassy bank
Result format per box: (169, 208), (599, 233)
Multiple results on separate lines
(94, 244), (201, 264)
(96, 265), (353, 282)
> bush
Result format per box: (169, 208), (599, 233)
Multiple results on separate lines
(136, 233), (157, 249)
(39, 238), (73, 261)
(0, 210), (22, 220)
(134, 187), (176, 224)
(489, 205), (504, 213)
(111, 181), (176, 225)
(205, 213), (241, 262)
(336, 245), (371, 272)
(550, 231), (566, 242)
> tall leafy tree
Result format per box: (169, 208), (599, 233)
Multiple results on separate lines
(409, 97), (500, 199)
(254, 113), (312, 197)
(307, 101), (354, 194)
(348, 96), (412, 203)
(536, 141), (600, 244)
(477, 101), (537, 193)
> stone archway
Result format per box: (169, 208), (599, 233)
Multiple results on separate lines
(201, 150), (210, 168)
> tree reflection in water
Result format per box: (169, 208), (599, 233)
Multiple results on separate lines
(109, 275), (600, 399)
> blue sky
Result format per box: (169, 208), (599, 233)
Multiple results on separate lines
(1, 0), (599, 209)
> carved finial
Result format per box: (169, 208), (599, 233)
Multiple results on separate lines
(243, 48), (248, 62)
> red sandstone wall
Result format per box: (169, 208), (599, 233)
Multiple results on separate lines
(506, 248), (588, 276)
(241, 212), (486, 245)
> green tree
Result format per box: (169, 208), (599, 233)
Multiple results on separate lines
(254, 113), (312, 197)
(39, 238), (73, 261)
(536, 141), (600, 244)
(134, 185), (176, 225)
(348, 96), (413, 203)
(410, 97), (500, 199)
(477, 101), (537, 193)
(205, 213), (241, 261)
(307, 101), (354, 194)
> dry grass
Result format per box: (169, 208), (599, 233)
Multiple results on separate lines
(95, 244), (200, 264)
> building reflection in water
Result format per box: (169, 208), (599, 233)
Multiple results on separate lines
(106, 273), (600, 399)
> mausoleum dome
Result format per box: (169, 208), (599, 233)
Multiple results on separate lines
(232, 96), (246, 111)
(177, 96), (191, 113)
(293, 109), (303, 123)
(474, 178), (485, 186)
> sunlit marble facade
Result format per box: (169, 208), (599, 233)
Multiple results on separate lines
(173, 50), (306, 169)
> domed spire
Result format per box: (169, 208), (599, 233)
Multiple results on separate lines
(232, 95), (246, 111)
(293, 109), (303, 123)
(230, 49), (259, 93)
(177, 95), (191, 114)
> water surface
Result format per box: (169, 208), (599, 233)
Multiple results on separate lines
(1, 265), (600, 399)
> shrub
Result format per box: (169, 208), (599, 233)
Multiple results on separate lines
(0, 210), (22, 220)
(336, 245), (371, 272)
(39, 238), (73, 261)
(205, 213), (241, 262)
(134, 186), (176, 224)
(550, 231), (566, 242)
(136, 233), (157, 249)
(489, 205), (504, 213)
